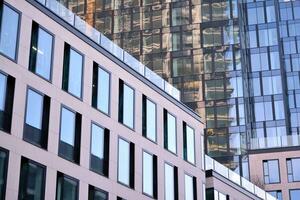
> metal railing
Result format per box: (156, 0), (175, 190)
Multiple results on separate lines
(35, 0), (180, 100)
(250, 135), (300, 150)
(205, 155), (277, 200)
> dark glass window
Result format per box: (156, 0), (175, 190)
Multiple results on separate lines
(117, 138), (134, 188)
(269, 190), (282, 200)
(92, 63), (110, 115)
(263, 160), (280, 184)
(183, 122), (195, 164)
(0, 3), (19, 60)
(290, 189), (300, 200)
(62, 43), (83, 99)
(59, 106), (81, 164)
(118, 80), (134, 129)
(287, 158), (300, 182)
(88, 185), (108, 200)
(142, 95), (156, 142)
(164, 163), (178, 200)
(0, 148), (8, 200)
(56, 172), (78, 200)
(18, 157), (46, 200)
(142, 151), (157, 198)
(24, 88), (50, 149)
(29, 22), (53, 80)
(90, 123), (109, 177)
(184, 174), (196, 200)
(0, 72), (15, 133)
(164, 109), (177, 154)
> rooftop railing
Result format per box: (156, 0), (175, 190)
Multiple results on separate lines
(35, 0), (180, 100)
(205, 155), (277, 200)
(250, 135), (300, 150)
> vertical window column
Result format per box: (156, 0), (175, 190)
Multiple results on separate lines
(90, 123), (109, 177)
(24, 88), (50, 149)
(0, 72), (15, 133)
(18, 157), (46, 200)
(118, 138), (134, 188)
(59, 106), (81, 164)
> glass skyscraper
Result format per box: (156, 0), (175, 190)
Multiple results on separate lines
(58, 0), (300, 178)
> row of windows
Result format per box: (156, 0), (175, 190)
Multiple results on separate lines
(269, 189), (300, 200)
(247, 25), (278, 48)
(0, 147), (199, 200)
(0, 1), (200, 164)
(202, 0), (238, 22)
(263, 158), (300, 184)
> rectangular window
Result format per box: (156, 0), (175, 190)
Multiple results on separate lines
(92, 63), (110, 115)
(118, 138), (134, 188)
(142, 151), (157, 198)
(90, 123), (109, 177)
(118, 80), (134, 129)
(287, 158), (300, 182)
(0, 3), (20, 60)
(164, 163), (178, 200)
(0, 72), (15, 133)
(88, 185), (108, 200)
(184, 174), (196, 200)
(62, 43), (83, 99)
(24, 88), (50, 149)
(29, 22), (53, 80)
(263, 160), (280, 184)
(290, 189), (300, 200)
(183, 122), (195, 164)
(18, 157), (46, 200)
(164, 110), (177, 154)
(142, 95), (157, 142)
(59, 106), (81, 164)
(0, 148), (8, 200)
(56, 172), (78, 200)
(268, 190), (282, 200)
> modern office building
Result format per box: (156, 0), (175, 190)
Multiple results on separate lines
(0, 0), (279, 199)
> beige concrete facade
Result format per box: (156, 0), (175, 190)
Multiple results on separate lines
(249, 149), (300, 200)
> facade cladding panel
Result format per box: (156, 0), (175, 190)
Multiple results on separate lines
(58, 0), (300, 181)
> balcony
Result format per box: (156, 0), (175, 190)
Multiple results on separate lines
(250, 135), (300, 150)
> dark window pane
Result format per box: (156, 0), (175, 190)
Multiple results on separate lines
(88, 185), (108, 200)
(0, 149), (8, 200)
(0, 4), (19, 60)
(18, 158), (46, 200)
(56, 172), (78, 200)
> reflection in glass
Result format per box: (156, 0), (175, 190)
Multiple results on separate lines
(60, 108), (76, 146)
(0, 73), (7, 111)
(0, 150), (8, 200)
(88, 185), (108, 200)
(184, 174), (194, 200)
(25, 89), (43, 130)
(143, 152), (153, 196)
(184, 123), (195, 164)
(56, 172), (78, 200)
(164, 111), (177, 154)
(0, 5), (19, 60)
(118, 138), (130, 186)
(143, 97), (156, 142)
(68, 49), (83, 98)
(164, 163), (175, 200)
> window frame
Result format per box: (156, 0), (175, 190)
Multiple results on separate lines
(142, 95), (157, 143)
(184, 172), (197, 200)
(0, 2), (21, 62)
(23, 86), (50, 149)
(287, 157), (300, 182)
(142, 150), (158, 199)
(183, 121), (196, 165)
(163, 109), (178, 155)
(117, 136), (135, 189)
(91, 62), (111, 116)
(58, 105), (81, 164)
(28, 21), (54, 82)
(62, 43), (84, 100)
(89, 121), (110, 177)
(263, 159), (281, 184)
(164, 161), (178, 200)
(18, 157), (46, 200)
(118, 79), (135, 130)
(56, 171), (79, 200)
(88, 185), (108, 200)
